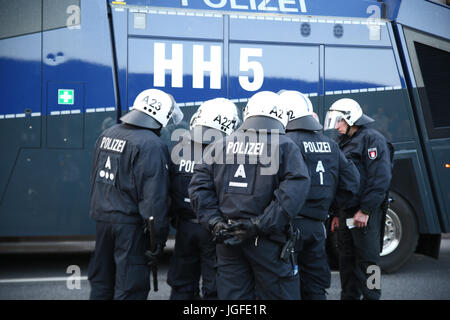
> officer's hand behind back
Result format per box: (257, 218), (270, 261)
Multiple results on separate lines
(145, 244), (163, 267)
(209, 217), (232, 243)
(227, 218), (260, 242)
(331, 217), (339, 232)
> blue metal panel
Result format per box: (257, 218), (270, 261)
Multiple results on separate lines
(228, 43), (319, 99)
(430, 142), (450, 232)
(0, 148), (93, 236)
(128, 10), (223, 39)
(385, 23), (407, 89)
(42, 0), (117, 151)
(0, 0), (117, 237)
(393, 24), (418, 90)
(395, 149), (442, 233)
(383, 0), (402, 20)
(325, 47), (402, 91)
(229, 15), (391, 47)
(324, 46), (413, 142)
(395, 0), (450, 40)
(0, 34), (42, 117)
(128, 38), (225, 105)
(43, 1), (116, 115)
(47, 82), (85, 115)
(116, 0), (382, 19)
(0, 33), (42, 216)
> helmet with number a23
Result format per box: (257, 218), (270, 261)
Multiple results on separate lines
(120, 88), (184, 129)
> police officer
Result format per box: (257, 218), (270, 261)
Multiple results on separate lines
(188, 91), (311, 300)
(87, 89), (183, 300)
(167, 98), (240, 300)
(324, 98), (392, 300)
(279, 90), (360, 300)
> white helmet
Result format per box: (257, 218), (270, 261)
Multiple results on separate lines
(278, 90), (322, 131)
(242, 91), (288, 128)
(323, 98), (374, 130)
(190, 98), (240, 135)
(120, 89), (183, 129)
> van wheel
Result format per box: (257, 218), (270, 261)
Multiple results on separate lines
(380, 193), (419, 273)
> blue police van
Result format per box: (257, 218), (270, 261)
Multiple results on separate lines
(0, 0), (449, 272)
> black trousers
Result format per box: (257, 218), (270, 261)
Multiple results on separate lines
(337, 208), (383, 300)
(216, 236), (300, 300)
(167, 219), (217, 300)
(293, 217), (331, 300)
(88, 221), (150, 300)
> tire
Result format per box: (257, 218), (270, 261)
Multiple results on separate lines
(379, 192), (419, 273)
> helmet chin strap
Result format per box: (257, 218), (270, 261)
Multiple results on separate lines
(345, 123), (351, 136)
(345, 124), (359, 137)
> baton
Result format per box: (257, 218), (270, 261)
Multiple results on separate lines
(148, 216), (159, 292)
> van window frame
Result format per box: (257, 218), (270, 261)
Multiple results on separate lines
(403, 27), (450, 140)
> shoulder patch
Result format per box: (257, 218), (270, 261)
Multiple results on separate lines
(368, 147), (378, 160)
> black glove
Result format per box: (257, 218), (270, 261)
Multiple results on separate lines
(225, 217), (260, 245)
(145, 244), (163, 267)
(209, 216), (232, 243)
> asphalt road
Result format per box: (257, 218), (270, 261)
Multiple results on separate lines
(0, 237), (449, 300)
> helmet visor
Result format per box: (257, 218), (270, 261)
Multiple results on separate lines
(169, 102), (184, 125)
(324, 110), (344, 131)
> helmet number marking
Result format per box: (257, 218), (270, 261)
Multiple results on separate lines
(148, 98), (161, 111)
(287, 110), (295, 121)
(142, 96), (162, 111)
(214, 115), (235, 130)
(269, 106), (284, 119)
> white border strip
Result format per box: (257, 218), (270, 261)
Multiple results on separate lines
(257, 16), (384, 25)
(177, 93), (319, 108)
(324, 86), (402, 95)
(0, 276), (88, 284)
(0, 107), (116, 119)
(50, 109), (82, 116)
(127, 6), (386, 25)
(144, 9), (222, 19)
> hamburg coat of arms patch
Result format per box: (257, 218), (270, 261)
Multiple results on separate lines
(368, 147), (378, 160)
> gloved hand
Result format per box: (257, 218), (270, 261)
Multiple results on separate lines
(225, 217), (260, 245)
(145, 244), (163, 267)
(209, 216), (232, 243)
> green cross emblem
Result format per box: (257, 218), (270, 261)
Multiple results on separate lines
(58, 89), (74, 105)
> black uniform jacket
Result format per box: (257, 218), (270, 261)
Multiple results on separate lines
(89, 123), (170, 243)
(287, 130), (360, 221)
(169, 133), (208, 221)
(337, 126), (392, 216)
(188, 128), (311, 239)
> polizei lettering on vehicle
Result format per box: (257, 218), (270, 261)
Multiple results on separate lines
(180, 0), (308, 13)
